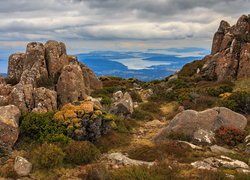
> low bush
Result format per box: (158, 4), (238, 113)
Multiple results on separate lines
(106, 161), (179, 180)
(64, 141), (101, 165)
(207, 85), (233, 97)
(216, 126), (247, 146)
(131, 109), (154, 121)
(220, 91), (250, 114)
(20, 112), (67, 143)
(129, 91), (143, 102)
(31, 143), (65, 169)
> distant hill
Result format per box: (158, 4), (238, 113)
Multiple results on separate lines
(77, 49), (207, 81)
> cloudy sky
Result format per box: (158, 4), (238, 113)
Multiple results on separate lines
(0, 0), (249, 54)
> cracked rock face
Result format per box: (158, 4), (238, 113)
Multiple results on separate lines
(154, 107), (247, 142)
(0, 105), (21, 148)
(200, 14), (250, 81)
(1, 40), (102, 113)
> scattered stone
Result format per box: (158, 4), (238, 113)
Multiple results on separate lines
(168, 74), (178, 81)
(14, 156), (32, 176)
(245, 135), (250, 143)
(154, 107), (247, 142)
(110, 91), (134, 116)
(177, 141), (203, 150)
(210, 145), (235, 154)
(192, 156), (249, 171)
(0, 105), (21, 148)
(105, 153), (155, 168)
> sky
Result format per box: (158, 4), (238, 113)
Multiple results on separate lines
(0, 0), (249, 74)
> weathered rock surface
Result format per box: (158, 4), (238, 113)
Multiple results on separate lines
(110, 91), (134, 116)
(14, 156), (32, 176)
(1, 40), (102, 112)
(210, 145), (235, 154)
(0, 105), (21, 148)
(197, 15), (250, 81)
(191, 156), (249, 171)
(154, 107), (247, 142)
(105, 153), (155, 168)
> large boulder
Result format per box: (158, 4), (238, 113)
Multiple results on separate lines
(110, 91), (134, 116)
(154, 107), (247, 142)
(0, 105), (21, 148)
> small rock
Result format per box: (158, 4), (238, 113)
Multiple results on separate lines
(106, 153), (155, 167)
(14, 156), (32, 176)
(178, 141), (203, 150)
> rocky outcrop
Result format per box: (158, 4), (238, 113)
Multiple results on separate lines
(154, 107), (247, 142)
(199, 15), (250, 81)
(0, 105), (21, 148)
(1, 40), (102, 112)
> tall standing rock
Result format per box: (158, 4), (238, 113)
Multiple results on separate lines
(45, 40), (69, 80)
(0, 105), (21, 148)
(57, 64), (88, 105)
(198, 14), (250, 81)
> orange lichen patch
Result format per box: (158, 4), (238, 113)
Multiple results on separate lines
(219, 92), (232, 99)
(54, 111), (65, 122)
(79, 102), (94, 113)
(64, 110), (77, 119)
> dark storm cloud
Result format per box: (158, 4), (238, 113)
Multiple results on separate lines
(0, 0), (249, 49)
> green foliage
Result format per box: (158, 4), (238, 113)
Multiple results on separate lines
(129, 91), (143, 102)
(216, 126), (247, 146)
(64, 141), (101, 165)
(20, 112), (68, 143)
(168, 79), (189, 89)
(106, 162), (179, 180)
(31, 143), (65, 169)
(220, 91), (250, 114)
(131, 109), (154, 121)
(207, 85), (233, 97)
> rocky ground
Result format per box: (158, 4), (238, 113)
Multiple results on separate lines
(0, 14), (250, 180)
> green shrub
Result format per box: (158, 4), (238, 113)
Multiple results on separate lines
(106, 162), (179, 180)
(207, 85), (233, 97)
(20, 112), (67, 143)
(168, 79), (189, 89)
(64, 141), (101, 165)
(31, 143), (65, 169)
(131, 109), (154, 121)
(216, 126), (247, 146)
(220, 91), (250, 114)
(130, 91), (142, 102)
